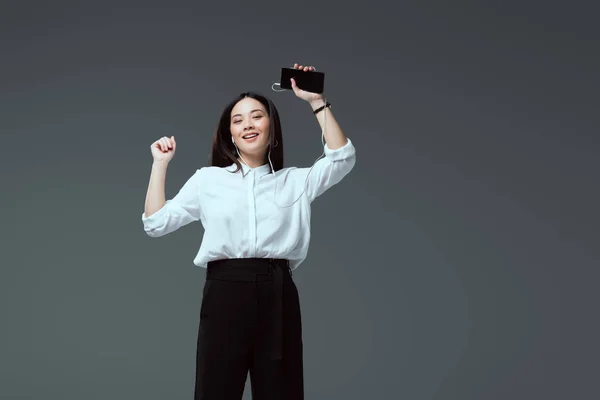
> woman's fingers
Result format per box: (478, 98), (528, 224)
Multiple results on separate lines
(292, 63), (315, 71)
(161, 137), (170, 152)
(152, 136), (175, 153)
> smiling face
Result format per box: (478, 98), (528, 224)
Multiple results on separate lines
(230, 97), (271, 162)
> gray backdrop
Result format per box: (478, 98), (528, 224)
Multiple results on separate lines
(1, 0), (598, 399)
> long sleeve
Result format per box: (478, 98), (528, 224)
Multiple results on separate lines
(141, 169), (203, 237)
(296, 138), (356, 203)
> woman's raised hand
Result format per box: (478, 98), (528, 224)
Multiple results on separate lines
(150, 135), (176, 163)
(290, 63), (324, 103)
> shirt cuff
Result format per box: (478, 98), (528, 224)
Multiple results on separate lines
(141, 202), (169, 232)
(324, 138), (355, 161)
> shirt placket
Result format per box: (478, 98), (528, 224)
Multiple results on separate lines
(247, 169), (257, 257)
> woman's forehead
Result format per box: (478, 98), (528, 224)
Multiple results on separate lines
(232, 98), (265, 114)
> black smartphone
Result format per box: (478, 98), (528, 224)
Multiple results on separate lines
(279, 67), (325, 94)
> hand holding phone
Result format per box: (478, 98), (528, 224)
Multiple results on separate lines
(279, 67), (325, 94)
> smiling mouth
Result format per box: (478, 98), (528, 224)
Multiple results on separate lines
(242, 133), (259, 139)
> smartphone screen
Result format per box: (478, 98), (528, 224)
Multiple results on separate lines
(279, 68), (325, 93)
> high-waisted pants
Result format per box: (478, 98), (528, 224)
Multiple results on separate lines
(194, 258), (304, 400)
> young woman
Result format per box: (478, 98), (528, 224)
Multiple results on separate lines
(142, 63), (356, 399)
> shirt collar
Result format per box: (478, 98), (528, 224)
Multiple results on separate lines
(226, 162), (273, 178)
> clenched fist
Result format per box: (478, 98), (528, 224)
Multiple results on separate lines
(151, 136), (176, 163)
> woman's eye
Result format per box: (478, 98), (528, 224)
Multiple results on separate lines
(253, 115), (262, 119)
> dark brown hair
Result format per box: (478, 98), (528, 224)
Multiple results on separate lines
(209, 91), (284, 173)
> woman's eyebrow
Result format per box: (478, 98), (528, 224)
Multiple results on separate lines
(232, 109), (264, 118)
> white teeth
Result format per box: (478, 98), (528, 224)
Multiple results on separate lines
(243, 134), (258, 139)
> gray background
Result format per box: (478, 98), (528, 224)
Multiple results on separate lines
(1, 0), (599, 399)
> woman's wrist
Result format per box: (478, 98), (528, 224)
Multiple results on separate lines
(309, 97), (326, 111)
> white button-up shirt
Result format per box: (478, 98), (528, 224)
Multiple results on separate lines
(142, 138), (356, 270)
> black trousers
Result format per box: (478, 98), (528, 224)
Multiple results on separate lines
(194, 258), (304, 400)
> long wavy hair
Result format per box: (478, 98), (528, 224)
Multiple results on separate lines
(209, 91), (284, 174)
